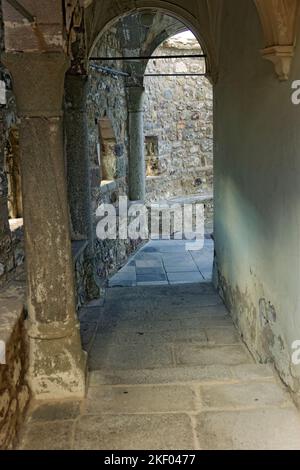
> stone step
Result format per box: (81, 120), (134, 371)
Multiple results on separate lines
(88, 363), (275, 387)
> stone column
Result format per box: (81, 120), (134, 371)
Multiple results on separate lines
(127, 86), (146, 201)
(2, 52), (86, 399)
(65, 73), (92, 242)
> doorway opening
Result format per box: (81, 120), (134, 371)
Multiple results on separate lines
(88, 18), (214, 287)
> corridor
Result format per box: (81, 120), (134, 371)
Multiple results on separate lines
(18, 280), (300, 450)
(2, 0), (300, 453)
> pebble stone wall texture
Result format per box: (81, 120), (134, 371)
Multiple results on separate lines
(87, 30), (142, 286)
(0, 14), (30, 449)
(0, 10), (23, 290)
(144, 35), (213, 202)
(87, 33), (214, 283)
(0, 273), (30, 450)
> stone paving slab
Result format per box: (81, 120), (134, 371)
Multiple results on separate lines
(135, 259), (163, 268)
(73, 414), (195, 450)
(167, 272), (204, 284)
(89, 340), (174, 371)
(137, 273), (167, 283)
(105, 289), (223, 309)
(136, 267), (166, 276)
(199, 381), (291, 410)
(115, 318), (183, 333)
(109, 239), (214, 286)
(19, 421), (74, 450)
(230, 363), (275, 381)
(205, 327), (241, 345)
(88, 364), (274, 387)
(85, 385), (196, 414)
(164, 264), (199, 273)
(27, 401), (81, 423)
(88, 365), (235, 386)
(146, 305), (230, 321)
(18, 283), (300, 450)
(174, 344), (253, 367)
(179, 316), (233, 328)
(195, 409), (300, 450)
(104, 283), (216, 300)
(109, 279), (137, 287)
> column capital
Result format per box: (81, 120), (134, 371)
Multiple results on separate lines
(254, 0), (299, 80)
(1, 52), (70, 117)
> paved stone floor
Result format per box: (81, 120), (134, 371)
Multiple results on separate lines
(18, 278), (300, 450)
(109, 238), (214, 287)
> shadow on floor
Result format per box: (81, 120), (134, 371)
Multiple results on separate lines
(18, 283), (300, 450)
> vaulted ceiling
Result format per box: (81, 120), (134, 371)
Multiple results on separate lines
(1, 0), (299, 81)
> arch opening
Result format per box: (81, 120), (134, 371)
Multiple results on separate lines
(87, 5), (213, 79)
(87, 10), (214, 286)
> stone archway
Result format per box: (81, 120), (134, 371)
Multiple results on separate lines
(84, 0), (300, 82)
(0, 0), (299, 406)
(85, 0), (219, 82)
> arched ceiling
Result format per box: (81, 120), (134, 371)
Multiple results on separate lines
(89, 11), (199, 86)
(115, 11), (188, 57)
(83, 0), (300, 81)
(1, 0), (299, 81)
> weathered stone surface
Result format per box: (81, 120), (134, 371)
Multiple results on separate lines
(28, 401), (81, 422)
(87, 29), (140, 288)
(89, 365), (234, 386)
(196, 409), (300, 450)
(19, 421), (74, 450)
(144, 37), (213, 211)
(127, 86), (146, 201)
(174, 344), (252, 367)
(89, 338), (173, 371)
(230, 364), (275, 382)
(0, 11), (21, 291)
(205, 327), (241, 345)
(199, 381), (291, 410)
(0, 280), (30, 450)
(74, 414), (195, 450)
(85, 385), (196, 414)
(16, 282), (300, 449)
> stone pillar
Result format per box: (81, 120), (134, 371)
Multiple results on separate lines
(2, 52), (86, 399)
(127, 86), (146, 201)
(65, 73), (92, 242)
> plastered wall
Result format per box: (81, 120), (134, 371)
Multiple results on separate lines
(214, 0), (300, 398)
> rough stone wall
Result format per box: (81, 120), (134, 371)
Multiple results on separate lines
(0, 8), (23, 290)
(87, 30), (141, 285)
(0, 278), (30, 450)
(144, 36), (213, 202)
(87, 32), (215, 285)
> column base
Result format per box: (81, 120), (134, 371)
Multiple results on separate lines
(27, 329), (87, 399)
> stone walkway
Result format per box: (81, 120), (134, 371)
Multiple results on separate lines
(18, 281), (300, 450)
(109, 238), (214, 287)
